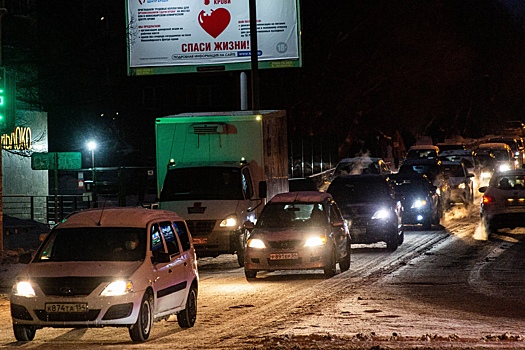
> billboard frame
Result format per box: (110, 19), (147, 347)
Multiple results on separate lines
(125, 0), (302, 76)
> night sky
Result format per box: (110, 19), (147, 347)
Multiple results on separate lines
(3, 1), (525, 167)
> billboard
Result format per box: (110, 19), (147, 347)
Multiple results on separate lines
(126, 0), (301, 75)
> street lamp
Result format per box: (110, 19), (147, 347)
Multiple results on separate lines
(87, 141), (97, 208)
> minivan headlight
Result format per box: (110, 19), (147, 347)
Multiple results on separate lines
(12, 281), (36, 297)
(100, 280), (134, 296)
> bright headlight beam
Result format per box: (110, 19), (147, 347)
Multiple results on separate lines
(13, 281), (36, 297)
(100, 280), (133, 296)
(372, 209), (391, 219)
(411, 199), (427, 208)
(247, 238), (266, 249)
(304, 236), (326, 247)
(220, 215), (238, 227)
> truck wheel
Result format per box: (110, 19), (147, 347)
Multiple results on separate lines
(13, 325), (36, 341)
(245, 269), (257, 279)
(129, 292), (153, 342)
(177, 285), (198, 328)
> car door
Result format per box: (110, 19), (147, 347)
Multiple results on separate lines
(150, 221), (187, 314)
(329, 202), (348, 260)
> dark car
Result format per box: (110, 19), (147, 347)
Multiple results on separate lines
(327, 175), (404, 251)
(398, 158), (451, 211)
(389, 173), (442, 230)
(243, 191), (351, 279)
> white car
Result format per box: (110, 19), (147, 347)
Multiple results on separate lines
(10, 207), (199, 342)
(479, 169), (525, 233)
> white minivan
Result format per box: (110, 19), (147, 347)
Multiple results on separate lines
(11, 207), (199, 342)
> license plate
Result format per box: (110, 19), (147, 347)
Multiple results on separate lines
(45, 303), (87, 313)
(269, 252), (298, 260)
(192, 237), (208, 245)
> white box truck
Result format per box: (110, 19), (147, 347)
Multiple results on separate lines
(155, 110), (289, 266)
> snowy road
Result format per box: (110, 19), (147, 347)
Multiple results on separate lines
(0, 206), (524, 349)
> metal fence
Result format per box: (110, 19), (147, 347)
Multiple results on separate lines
(3, 194), (93, 227)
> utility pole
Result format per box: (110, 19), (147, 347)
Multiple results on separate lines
(0, 1), (7, 252)
(249, 0), (260, 111)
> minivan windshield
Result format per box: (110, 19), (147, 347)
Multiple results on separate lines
(160, 166), (244, 201)
(35, 227), (146, 262)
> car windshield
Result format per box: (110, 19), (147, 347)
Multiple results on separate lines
(160, 166), (244, 200)
(443, 164), (464, 177)
(34, 227), (146, 262)
(334, 160), (379, 175)
(328, 181), (391, 204)
(399, 164), (441, 182)
(393, 179), (432, 195)
(491, 150), (510, 161)
(406, 149), (437, 159)
(257, 203), (326, 228)
(495, 175), (525, 190)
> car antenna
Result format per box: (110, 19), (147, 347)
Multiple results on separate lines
(96, 199), (107, 226)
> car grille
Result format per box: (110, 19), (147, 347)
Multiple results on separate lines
(186, 220), (216, 236)
(267, 258), (303, 266)
(267, 240), (302, 249)
(35, 309), (100, 322)
(34, 277), (109, 296)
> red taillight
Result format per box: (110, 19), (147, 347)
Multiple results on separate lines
(482, 195), (495, 204)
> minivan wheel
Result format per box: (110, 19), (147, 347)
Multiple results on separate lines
(13, 324), (36, 341)
(129, 292), (153, 342)
(177, 285), (198, 328)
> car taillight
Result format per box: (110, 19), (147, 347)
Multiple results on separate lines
(482, 195), (495, 204)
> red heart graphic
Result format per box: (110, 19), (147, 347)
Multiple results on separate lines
(198, 8), (231, 39)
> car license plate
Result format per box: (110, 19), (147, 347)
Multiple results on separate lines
(192, 237), (208, 245)
(45, 303), (87, 313)
(269, 252), (298, 260)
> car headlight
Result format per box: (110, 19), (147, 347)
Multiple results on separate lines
(481, 171), (491, 179)
(100, 280), (134, 296)
(411, 199), (427, 209)
(220, 214), (238, 228)
(499, 164), (511, 172)
(372, 209), (391, 220)
(304, 236), (327, 247)
(12, 281), (36, 297)
(458, 183), (466, 189)
(247, 238), (266, 249)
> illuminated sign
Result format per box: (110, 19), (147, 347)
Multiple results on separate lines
(1, 126), (31, 150)
(126, 0), (302, 75)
